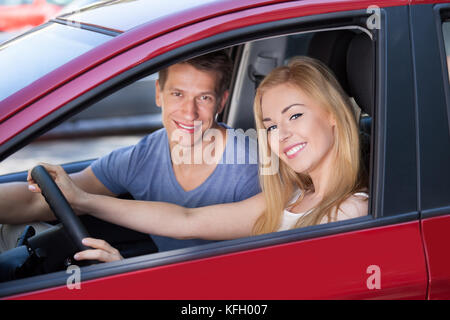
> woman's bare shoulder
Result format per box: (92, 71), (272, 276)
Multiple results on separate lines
(331, 193), (369, 222)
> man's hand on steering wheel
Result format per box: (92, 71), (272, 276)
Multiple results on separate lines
(74, 237), (123, 262)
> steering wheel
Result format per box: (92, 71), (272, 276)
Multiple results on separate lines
(31, 165), (92, 253)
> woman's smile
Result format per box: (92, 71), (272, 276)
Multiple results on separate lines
(284, 142), (307, 159)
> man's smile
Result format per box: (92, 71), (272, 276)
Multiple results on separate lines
(173, 120), (200, 133)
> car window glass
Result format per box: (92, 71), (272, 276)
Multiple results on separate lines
(0, 22), (112, 102)
(442, 21), (450, 83)
(0, 73), (161, 175)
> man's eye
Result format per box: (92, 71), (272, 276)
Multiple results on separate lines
(199, 95), (213, 101)
(171, 92), (182, 97)
(290, 113), (303, 120)
(266, 125), (277, 133)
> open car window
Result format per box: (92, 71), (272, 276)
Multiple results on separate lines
(0, 26), (374, 240)
(0, 73), (161, 175)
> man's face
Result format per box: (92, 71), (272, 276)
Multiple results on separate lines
(156, 63), (227, 148)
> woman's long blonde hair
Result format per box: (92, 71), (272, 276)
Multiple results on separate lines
(252, 56), (365, 234)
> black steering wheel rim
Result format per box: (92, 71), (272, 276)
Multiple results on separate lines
(30, 165), (91, 253)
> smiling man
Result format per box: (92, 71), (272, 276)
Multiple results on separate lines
(0, 50), (261, 257)
(89, 50), (261, 253)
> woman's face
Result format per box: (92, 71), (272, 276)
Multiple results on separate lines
(261, 83), (336, 176)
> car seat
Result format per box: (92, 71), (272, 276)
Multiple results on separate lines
(308, 30), (374, 182)
(346, 32), (374, 182)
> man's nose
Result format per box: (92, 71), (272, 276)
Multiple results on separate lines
(182, 98), (199, 120)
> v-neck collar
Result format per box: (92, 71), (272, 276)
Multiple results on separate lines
(165, 125), (230, 195)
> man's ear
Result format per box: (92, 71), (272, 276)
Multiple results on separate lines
(217, 90), (229, 114)
(155, 80), (162, 108)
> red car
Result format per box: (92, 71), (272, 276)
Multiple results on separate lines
(0, 0), (449, 300)
(0, 0), (72, 32)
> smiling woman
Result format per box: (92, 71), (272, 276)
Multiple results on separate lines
(253, 56), (367, 233)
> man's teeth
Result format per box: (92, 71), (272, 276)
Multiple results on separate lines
(178, 123), (194, 130)
(286, 144), (306, 156)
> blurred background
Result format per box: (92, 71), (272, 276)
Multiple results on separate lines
(0, 0), (163, 174)
(0, 0), (94, 43)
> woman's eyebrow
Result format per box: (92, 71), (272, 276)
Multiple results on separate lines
(282, 103), (304, 114)
(263, 103), (304, 122)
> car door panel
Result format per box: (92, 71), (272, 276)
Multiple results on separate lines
(410, 4), (450, 300)
(421, 215), (450, 299)
(9, 220), (427, 299)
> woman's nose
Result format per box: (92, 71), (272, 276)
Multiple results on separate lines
(278, 125), (292, 142)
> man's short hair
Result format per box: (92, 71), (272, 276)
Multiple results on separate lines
(158, 50), (233, 98)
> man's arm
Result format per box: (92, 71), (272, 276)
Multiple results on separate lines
(0, 166), (115, 224)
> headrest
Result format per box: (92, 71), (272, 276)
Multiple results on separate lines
(346, 33), (374, 115)
(307, 30), (355, 95)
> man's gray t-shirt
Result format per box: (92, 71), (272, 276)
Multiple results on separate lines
(90, 125), (261, 251)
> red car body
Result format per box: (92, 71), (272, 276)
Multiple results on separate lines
(0, 0), (449, 300)
(0, 0), (65, 32)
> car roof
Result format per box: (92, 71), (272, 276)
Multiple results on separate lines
(61, 0), (441, 34)
(58, 0), (289, 33)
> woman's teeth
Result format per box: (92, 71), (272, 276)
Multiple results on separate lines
(286, 143), (306, 156)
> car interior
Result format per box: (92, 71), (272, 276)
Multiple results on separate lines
(0, 26), (374, 282)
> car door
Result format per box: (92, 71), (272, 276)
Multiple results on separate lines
(410, 2), (450, 300)
(0, 0), (429, 299)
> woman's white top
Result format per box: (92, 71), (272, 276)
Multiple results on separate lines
(278, 190), (369, 231)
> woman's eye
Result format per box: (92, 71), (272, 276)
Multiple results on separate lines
(266, 125), (277, 133)
(290, 113), (303, 120)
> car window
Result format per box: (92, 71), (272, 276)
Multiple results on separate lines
(229, 28), (372, 181)
(0, 73), (161, 175)
(1, 28), (373, 215)
(442, 21), (450, 82)
(0, 22), (112, 102)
